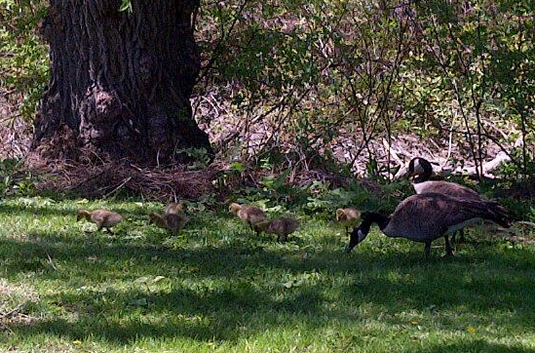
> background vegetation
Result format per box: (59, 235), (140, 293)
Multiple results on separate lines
(1, 0), (534, 174)
(192, 0), (535, 179)
(1, 0), (533, 214)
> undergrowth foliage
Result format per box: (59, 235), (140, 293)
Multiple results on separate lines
(193, 0), (535, 177)
(0, 158), (36, 197)
(0, 0), (533, 201)
(0, 0), (48, 121)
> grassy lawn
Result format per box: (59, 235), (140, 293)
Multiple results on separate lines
(0, 196), (534, 352)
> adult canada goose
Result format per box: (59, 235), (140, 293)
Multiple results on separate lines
(407, 157), (481, 243)
(256, 217), (299, 242)
(149, 212), (188, 236)
(407, 157), (479, 197)
(336, 208), (361, 236)
(229, 203), (267, 234)
(345, 193), (511, 258)
(77, 209), (122, 232)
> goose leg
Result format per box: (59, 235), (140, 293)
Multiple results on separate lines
(443, 235), (454, 258)
(424, 242), (431, 259)
(458, 229), (466, 243)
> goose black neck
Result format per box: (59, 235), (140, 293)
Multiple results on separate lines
(413, 170), (432, 183)
(361, 212), (390, 232)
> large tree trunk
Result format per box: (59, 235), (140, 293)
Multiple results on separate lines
(34, 0), (212, 164)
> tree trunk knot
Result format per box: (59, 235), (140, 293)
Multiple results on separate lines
(92, 89), (122, 123)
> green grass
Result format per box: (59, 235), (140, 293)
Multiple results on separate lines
(0, 196), (534, 352)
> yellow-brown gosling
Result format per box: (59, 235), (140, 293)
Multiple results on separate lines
(77, 209), (122, 232)
(229, 202), (267, 234)
(256, 217), (299, 242)
(165, 202), (187, 215)
(149, 212), (188, 236)
(336, 207), (361, 236)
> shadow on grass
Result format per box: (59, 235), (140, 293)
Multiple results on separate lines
(401, 340), (535, 353)
(0, 201), (164, 218)
(15, 284), (316, 344)
(1, 229), (535, 346)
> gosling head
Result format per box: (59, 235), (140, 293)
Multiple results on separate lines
(148, 212), (161, 225)
(345, 221), (371, 253)
(335, 208), (346, 222)
(77, 210), (90, 222)
(166, 202), (187, 213)
(228, 203), (242, 214)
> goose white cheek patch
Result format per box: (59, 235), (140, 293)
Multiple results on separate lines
(414, 158), (423, 174)
(358, 229), (366, 242)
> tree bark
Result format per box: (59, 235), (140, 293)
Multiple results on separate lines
(34, 0), (212, 164)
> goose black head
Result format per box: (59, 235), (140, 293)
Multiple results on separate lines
(345, 217), (372, 253)
(407, 157), (433, 182)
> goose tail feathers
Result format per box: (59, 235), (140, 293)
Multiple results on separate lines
(461, 198), (511, 228)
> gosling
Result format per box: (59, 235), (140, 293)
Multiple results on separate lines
(256, 217), (299, 242)
(77, 209), (122, 232)
(229, 202), (267, 234)
(336, 208), (361, 236)
(165, 202), (187, 215)
(149, 212), (188, 236)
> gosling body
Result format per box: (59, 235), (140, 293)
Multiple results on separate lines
(77, 209), (122, 232)
(257, 217), (299, 242)
(149, 212), (188, 236)
(229, 203), (267, 234)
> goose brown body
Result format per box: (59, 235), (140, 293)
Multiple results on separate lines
(346, 193), (511, 258)
(77, 209), (122, 232)
(408, 157), (482, 243)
